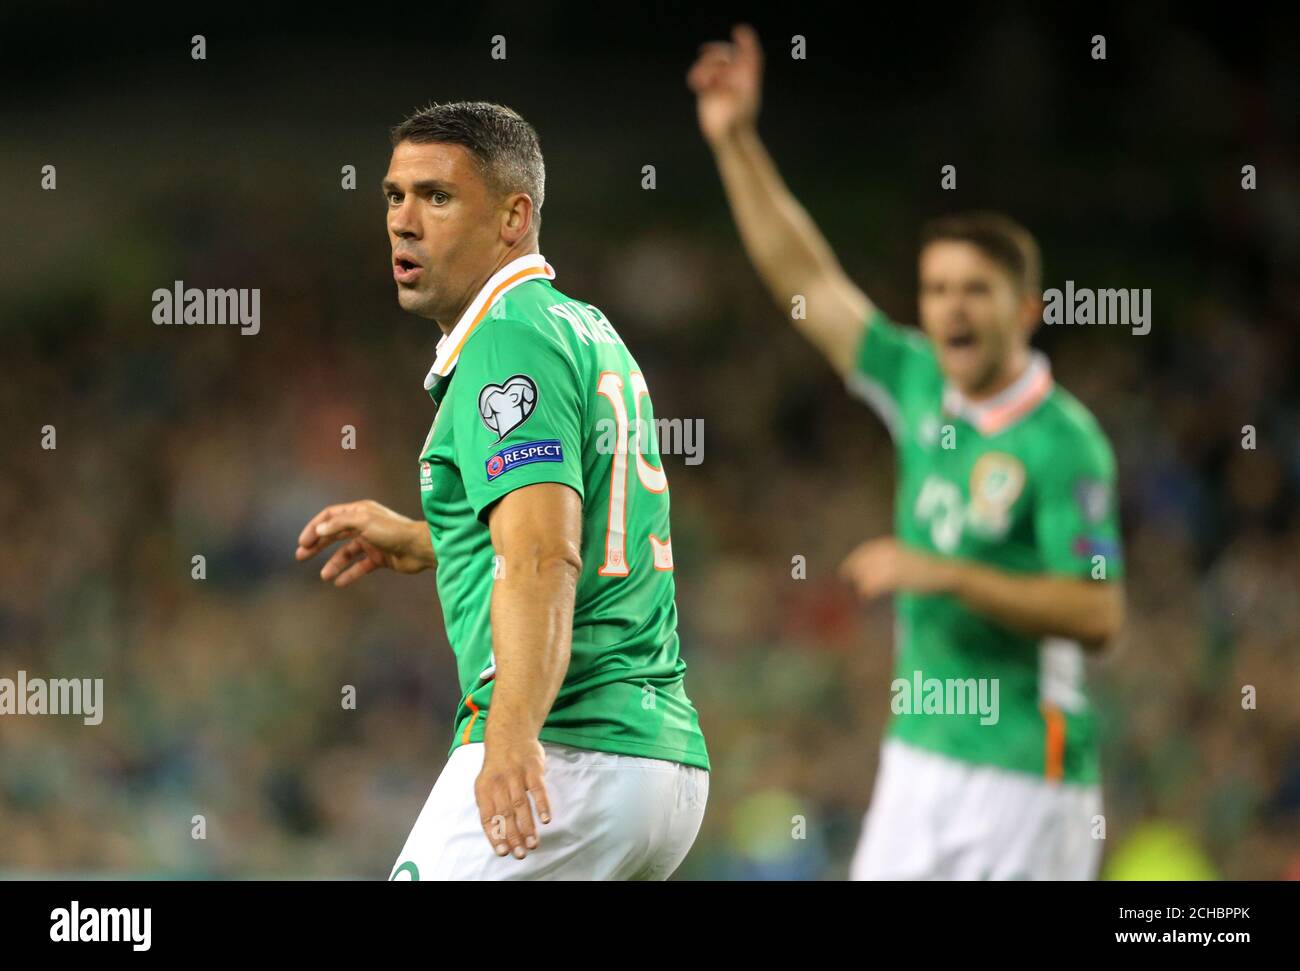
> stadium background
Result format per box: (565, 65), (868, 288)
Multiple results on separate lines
(1, 3), (1297, 878)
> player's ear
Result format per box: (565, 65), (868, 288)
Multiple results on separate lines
(500, 192), (535, 246)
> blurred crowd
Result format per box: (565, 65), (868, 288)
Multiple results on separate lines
(2, 13), (1297, 879)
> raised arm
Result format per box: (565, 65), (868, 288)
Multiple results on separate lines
(689, 24), (872, 378)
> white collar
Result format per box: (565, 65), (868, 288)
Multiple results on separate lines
(941, 350), (1053, 436)
(423, 253), (555, 390)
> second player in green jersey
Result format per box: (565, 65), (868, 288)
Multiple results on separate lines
(851, 309), (1122, 784)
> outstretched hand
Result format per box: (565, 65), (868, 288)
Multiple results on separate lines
(295, 499), (435, 586)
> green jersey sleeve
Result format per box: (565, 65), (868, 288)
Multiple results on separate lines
(847, 307), (939, 436)
(1032, 429), (1124, 580)
(452, 319), (586, 521)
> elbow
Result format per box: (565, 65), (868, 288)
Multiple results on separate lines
(541, 538), (583, 579)
(1079, 588), (1126, 653)
(544, 548), (583, 583)
(506, 542), (583, 583)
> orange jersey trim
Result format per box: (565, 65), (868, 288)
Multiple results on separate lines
(1041, 703), (1066, 781)
(435, 265), (553, 376)
(461, 691), (482, 745)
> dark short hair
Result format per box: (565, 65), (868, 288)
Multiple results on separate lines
(391, 101), (545, 233)
(919, 212), (1041, 296)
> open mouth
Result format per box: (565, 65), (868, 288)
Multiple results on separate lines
(393, 254), (424, 283)
(946, 333), (976, 349)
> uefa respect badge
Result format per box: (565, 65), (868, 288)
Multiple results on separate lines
(485, 439), (564, 481)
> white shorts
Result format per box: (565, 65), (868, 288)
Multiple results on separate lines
(850, 738), (1103, 880)
(390, 741), (708, 880)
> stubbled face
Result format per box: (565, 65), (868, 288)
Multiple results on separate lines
(383, 140), (502, 323)
(917, 240), (1036, 397)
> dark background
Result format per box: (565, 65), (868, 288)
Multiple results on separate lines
(1, 1), (1297, 877)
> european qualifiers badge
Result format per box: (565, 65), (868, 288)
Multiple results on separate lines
(479, 374), (538, 442)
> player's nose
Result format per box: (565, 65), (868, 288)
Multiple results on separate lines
(388, 203), (420, 239)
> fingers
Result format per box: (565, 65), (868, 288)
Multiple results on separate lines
(481, 805), (513, 858)
(476, 763), (549, 862)
(295, 506), (337, 559)
(687, 54), (729, 92)
(314, 504), (368, 544)
(732, 23), (763, 70)
(527, 767), (552, 827)
(839, 552), (872, 598)
(687, 24), (761, 92)
(838, 541), (871, 579)
(696, 40), (734, 61)
(687, 38), (735, 85)
(510, 778), (539, 855)
(295, 502), (368, 560)
(327, 543), (381, 588)
(840, 539), (891, 599)
(479, 781), (528, 860)
(319, 539), (363, 581)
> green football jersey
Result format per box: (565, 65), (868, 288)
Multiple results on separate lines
(418, 254), (709, 771)
(848, 308), (1123, 784)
